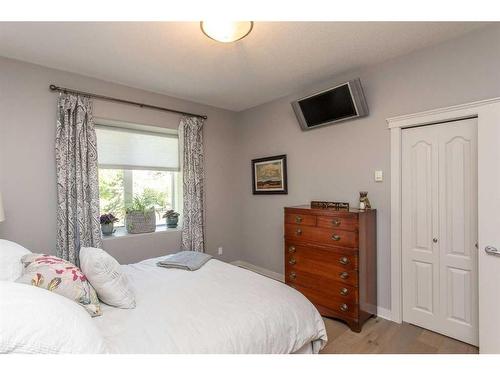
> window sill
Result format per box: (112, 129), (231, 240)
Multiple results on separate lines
(101, 224), (182, 241)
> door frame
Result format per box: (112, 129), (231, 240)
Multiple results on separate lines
(387, 97), (500, 332)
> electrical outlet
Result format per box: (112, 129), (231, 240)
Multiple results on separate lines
(374, 170), (383, 182)
(218, 247), (223, 255)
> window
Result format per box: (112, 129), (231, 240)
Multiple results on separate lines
(96, 123), (181, 228)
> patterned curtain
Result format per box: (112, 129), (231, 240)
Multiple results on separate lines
(179, 116), (205, 252)
(55, 93), (102, 265)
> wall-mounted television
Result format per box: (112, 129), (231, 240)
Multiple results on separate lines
(291, 78), (368, 131)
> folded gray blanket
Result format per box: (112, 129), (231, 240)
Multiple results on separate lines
(156, 251), (212, 271)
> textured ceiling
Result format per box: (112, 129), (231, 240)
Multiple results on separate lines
(0, 22), (489, 111)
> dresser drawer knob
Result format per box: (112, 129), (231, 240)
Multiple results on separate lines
(339, 271), (349, 280)
(340, 287), (349, 296)
(295, 228), (302, 236)
(289, 272), (296, 280)
(332, 219), (341, 227)
(295, 216), (302, 223)
(339, 303), (349, 312)
(289, 258), (297, 265)
(331, 234), (341, 241)
(288, 246), (296, 253)
(339, 256), (350, 265)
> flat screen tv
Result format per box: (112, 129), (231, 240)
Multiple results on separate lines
(291, 78), (368, 131)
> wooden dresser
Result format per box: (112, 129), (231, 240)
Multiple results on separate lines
(284, 205), (377, 332)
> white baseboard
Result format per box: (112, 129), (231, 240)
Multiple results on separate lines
(231, 260), (395, 322)
(231, 260), (284, 282)
(376, 307), (393, 321)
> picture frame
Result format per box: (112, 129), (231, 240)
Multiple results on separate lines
(251, 154), (288, 195)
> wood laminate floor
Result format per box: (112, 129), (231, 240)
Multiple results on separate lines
(320, 317), (479, 354)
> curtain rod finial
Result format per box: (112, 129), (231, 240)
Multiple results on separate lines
(49, 84), (58, 91)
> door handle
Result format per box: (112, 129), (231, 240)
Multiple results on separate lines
(485, 246), (500, 257)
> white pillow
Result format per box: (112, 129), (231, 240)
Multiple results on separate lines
(79, 247), (136, 309)
(0, 239), (31, 281)
(0, 281), (108, 353)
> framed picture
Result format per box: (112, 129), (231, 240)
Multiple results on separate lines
(252, 154), (288, 194)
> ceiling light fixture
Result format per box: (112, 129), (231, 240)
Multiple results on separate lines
(200, 21), (253, 43)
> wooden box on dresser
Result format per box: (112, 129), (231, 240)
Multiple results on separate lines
(284, 205), (377, 332)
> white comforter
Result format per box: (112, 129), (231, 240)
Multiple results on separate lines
(93, 256), (327, 353)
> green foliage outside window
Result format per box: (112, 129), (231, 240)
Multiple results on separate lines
(125, 188), (167, 214)
(99, 169), (125, 220)
(99, 169), (175, 226)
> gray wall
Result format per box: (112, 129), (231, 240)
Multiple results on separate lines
(235, 25), (500, 310)
(1, 25), (500, 312)
(0, 57), (241, 264)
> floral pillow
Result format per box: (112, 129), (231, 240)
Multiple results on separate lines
(15, 254), (101, 317)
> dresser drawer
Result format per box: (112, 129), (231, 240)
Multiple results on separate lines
(289, 283), (358, 318)
(286, 254), (359, 286)
(316, 215), (358, 232)
(285, 243), (358, 270)
(285, 213), (316, 226)
(285, 224), (358, 248)
(285, 269), (358, 301)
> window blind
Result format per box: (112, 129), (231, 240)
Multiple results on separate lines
(96, 125), (179, 171)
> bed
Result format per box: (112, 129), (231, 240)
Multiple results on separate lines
(93, 255), (328, 354)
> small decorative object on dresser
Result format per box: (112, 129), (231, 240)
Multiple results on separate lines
(310, 201), (349, 210)
(100, 213), (118, 235)
(359, 191), (371, 210)
(284, 204), (377, 332)
(163, 210), (180, 228)
(251, 155), (287, 194)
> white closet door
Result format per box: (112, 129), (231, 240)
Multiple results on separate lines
(402, 124), (441, 332)
(402, 118), (478, 345)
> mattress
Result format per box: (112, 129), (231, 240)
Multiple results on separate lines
(93, 256), (327, 353)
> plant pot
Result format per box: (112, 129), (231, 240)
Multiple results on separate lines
(125, 210), (156, 234)
(166, 216), (179, 228)
(101, 222), (115, 236)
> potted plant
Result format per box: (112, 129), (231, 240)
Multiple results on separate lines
(125, 194), (157, 234)
(163, 210), (180, 228)
(100, 213), (118, 236)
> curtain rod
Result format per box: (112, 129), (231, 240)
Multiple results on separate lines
(49, 84), (208, 120)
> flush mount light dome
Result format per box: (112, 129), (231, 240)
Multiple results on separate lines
(200, 21), (253, 43)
